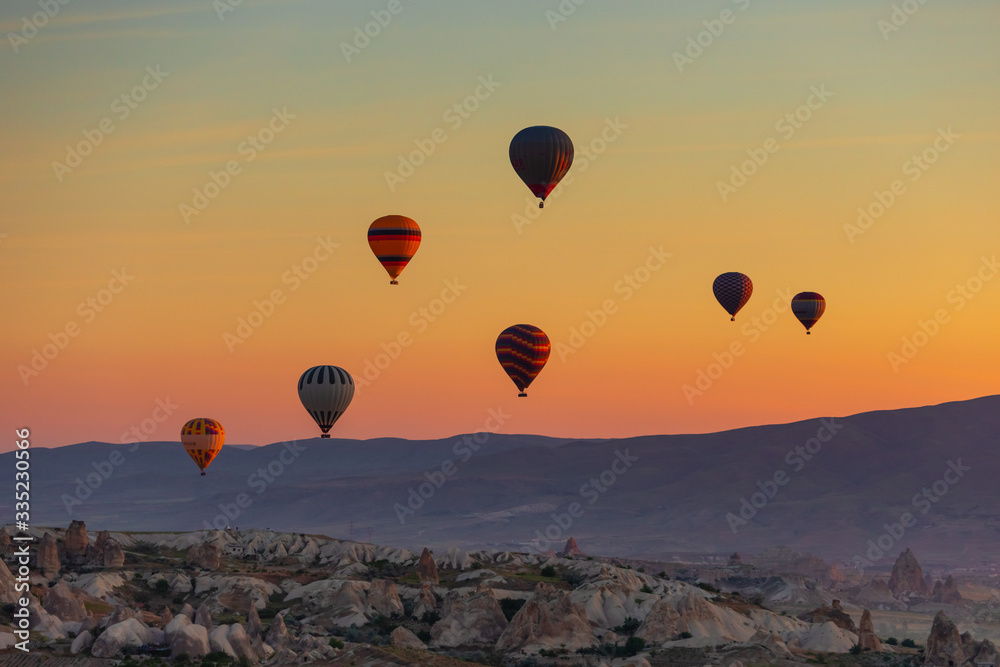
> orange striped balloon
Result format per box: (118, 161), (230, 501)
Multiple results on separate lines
(180, 418), (225, 476)
(368, 215), (421, 285)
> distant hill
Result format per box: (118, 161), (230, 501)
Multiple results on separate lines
(8, 396), (1000, 566)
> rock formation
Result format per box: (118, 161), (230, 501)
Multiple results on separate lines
(186, 543), (220, 570)
(431, 588), (508, 647)
(0, 526), (11, 554)
(857, 609), (881, 652)
(195, 603), (214, 630)
(888, 548), (929, 597)
(367, 578), (405, 617)
(37, 532), (60, 575)
(496, 582), (595, 654)
(391, 625), (427, 650)
(412, 583), (437, 619)
(91, 618), (152, 658)
(43, 580), (87, 622)
(266, 613), (291, 650)
(924, 610), (966, 666)
(0, 560), (21, 604)
(71, 630), (93, 654)
(417, 547), (439, 584)
(561, 537), (584, 557)
(64, 520), (89, 563)
(931, 575), (962, 604)
(103, 537), (125, 567)
(171, 623), (210, 659)
(247, 604), (264, 638)
(798, 599), (857, 633)
(635, 597), (686, 642)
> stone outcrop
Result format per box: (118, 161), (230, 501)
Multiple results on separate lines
(171, 623), (210, 659)
(44, 580), (87, 622)
(37, 532), (60, 575)
(798, 599), (857, 633)
(247, 604), (264, 638)
(64, 520), (89, 563)
(71, 630), (93, 654)
(412, 583), (437, 619)
(195, 603), (214, 630)
(91, 618), (152, 658)
(888, 548), (929, 598)
(0, 526), (11, 554)
(105, 606), (141, 627)
(0, 560), (21, 604)
(857, 609), (881, 652)
(266, 613), (291, 650)
(969, 639), (1000, 667)
(561, 537), (584, 557)
(367, 578), (405, 617)
(186, 543), (220, 570)
(391, 625), (427, 650)
(924, 610), (966, 666)
(931, 575), (962, 604)
(430, 588), (509, 648)
(496, 582), (595, 654)
(417, 547), (439, 584)
(160, 606), (173, 627)
(103, 537), (125, 567)
(636, 597), (686, 643)
(856, 579), (897, 607)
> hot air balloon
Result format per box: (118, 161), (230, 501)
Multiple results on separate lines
(181, 418), (225, 476)
(298, 365), (355, 438)
(791, 292), (826, 334)
(496, 324), (550, 397)
(509, 126), (574, 208)
(368, 215), (421, 285)
(713, 272), (753, 321)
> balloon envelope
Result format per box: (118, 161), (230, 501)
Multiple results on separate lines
(713, 272), (753, 321)
(368, 215), (421, 284)
(298, 365), (355, 437)
(509, 126), (574, 207)
(496, 324), (551, 396)
(791, 292), (826, 333)
(181, 417), (225, 475)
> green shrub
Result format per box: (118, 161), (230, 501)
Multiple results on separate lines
(614, 617), (641, 635)
(155, 579), (170, 594)
(499, 598), (526, 622)
(901, 638), (917, 648)
(886, 637), (898, 645)
(540, 565), (556, 577)
(329, 638), (344, 649)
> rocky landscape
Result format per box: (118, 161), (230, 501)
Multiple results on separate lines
(2, 523), (999, 666)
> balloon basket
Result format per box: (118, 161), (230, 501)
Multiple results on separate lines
(321, 434), (330, 439)
(518, 392), (527, 397)
(730, 317), (735, 322)
(201, 472), (206, 476)
(538, 202), (544, 209)
(390, 280), (398, 285)
(806, 331), (811, 335)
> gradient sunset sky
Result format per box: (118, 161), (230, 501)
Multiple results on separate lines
(3, 0), (998, 451)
